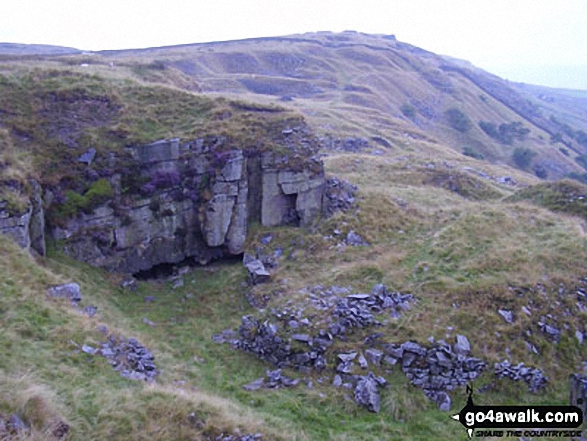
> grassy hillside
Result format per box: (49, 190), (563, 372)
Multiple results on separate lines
(1, 147), (586, 439)
(1, 33), (587, 440)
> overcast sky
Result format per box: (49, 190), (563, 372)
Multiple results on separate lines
(2, 0), (586, 90)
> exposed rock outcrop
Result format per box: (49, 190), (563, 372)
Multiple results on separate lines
(46, 136), (325, 274)
(0, 179), (45, 256)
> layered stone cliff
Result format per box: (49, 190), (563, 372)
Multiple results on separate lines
(1, 133), (325, 274)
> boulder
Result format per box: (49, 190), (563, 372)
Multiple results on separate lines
(47, 283), (82, 302)
(354, 373), (381, 413)
(244, 258), (270, 285)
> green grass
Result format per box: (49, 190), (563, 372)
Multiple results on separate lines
(506, 179), (587, 220)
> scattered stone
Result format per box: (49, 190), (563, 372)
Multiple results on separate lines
(538, 320), (561, 342)
(436, 391), (452, 412)
(94, 335), (158, 381)
(52, 420), (70, 439)
(338, 352), (358, 363)
(172, 278), (184, 289)
(525, 341), (539, 354)
(576, 331), (584, 344)
(365, 349), (383, 366)
(494, 360), (548, 393)
(243, 369), (299, 391)
(144, 296), (157, 303)
(82, 344), (97, 355)
(142, 317), (155, 327)
(47, 283), (82, 302)
(120, 275), (138, 291)
(243, 256), (270, 285)
(97, 325), (109, 335)
(358, 354), (368, 369)
(209, 433), (263, 441)
(346, 230), (368, 247)
(498, 309), (514, 324)
(83, 305), (98, 317)
(337, 361), (353, 374)
(454, 335), (471, 356)
(243, 377), (265, 391)
(333, 375), (343, 387)
(260, 233), (273, 245)
(78, 148), (96, 165)
(291, 334), (312, 344)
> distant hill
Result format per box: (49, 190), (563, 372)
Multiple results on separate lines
(88, 31), (587, 180)
(0, 42), (81, 55)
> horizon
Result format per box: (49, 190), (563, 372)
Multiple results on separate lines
(2, 0), (587, 90)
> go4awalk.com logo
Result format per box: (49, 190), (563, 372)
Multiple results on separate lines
(451, 386), (584, 438)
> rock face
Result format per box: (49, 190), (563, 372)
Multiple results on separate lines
(46, 137), (325, 274)
(0, 179), (45, 256)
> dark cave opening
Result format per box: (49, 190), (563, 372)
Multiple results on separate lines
(133, 252), (245, 280)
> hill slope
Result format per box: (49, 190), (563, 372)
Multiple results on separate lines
(0, 33), (586, 440)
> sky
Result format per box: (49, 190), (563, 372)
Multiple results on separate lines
(1, 0), (586, 90)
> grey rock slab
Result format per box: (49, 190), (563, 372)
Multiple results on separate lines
(338, 352), (358, 362)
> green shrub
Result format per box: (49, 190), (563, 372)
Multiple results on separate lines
(533, 165), (548, 179)
(400, 103), (416, 118)
(462, 146), (484, 160)
(85, 179), (114, 206)
(445, 108), (472, 133)
(53, 179), (114, 220)
(480, 121), (529, 145)
(512, 147), (536, 169)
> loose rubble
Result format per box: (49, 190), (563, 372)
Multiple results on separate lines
(329, 284), (415, 334)
(83, 335), (158, 381)
(384, 338), (486, 409)
(494, 360), (548, 393)
(234, 315), (327, 371)
(212, 278), (582, 413)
